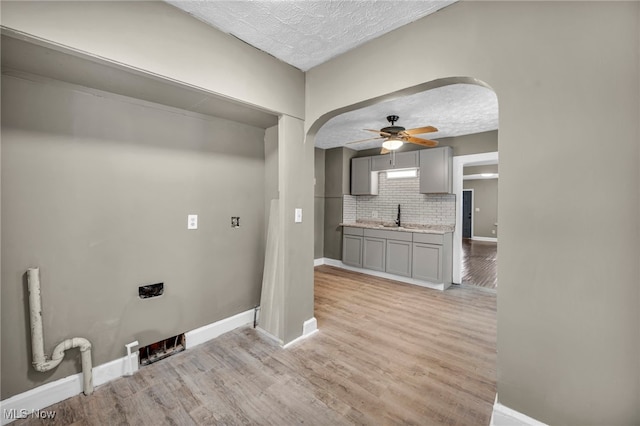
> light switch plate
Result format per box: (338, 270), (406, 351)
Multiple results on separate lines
(294, 208), (303, 223)
(187, 214), (198, 230)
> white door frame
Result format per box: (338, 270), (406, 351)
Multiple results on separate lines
(452, 152), (498, 284)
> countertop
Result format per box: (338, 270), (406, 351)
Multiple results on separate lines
(339, 220), (454, 235)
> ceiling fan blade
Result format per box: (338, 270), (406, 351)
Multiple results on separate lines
(345, 136), (384, 145)
(406, 136), (439, 147)
(364, 129), (392, 136)
(380, 147), (390, 154)
(403, 126), (438, 135)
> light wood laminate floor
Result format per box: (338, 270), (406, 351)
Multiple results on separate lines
(17, 265), (497, 426)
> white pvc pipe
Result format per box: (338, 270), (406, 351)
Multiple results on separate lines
(27, 267), (94, 395)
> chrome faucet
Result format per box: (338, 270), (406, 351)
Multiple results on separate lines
(395, 204), (401, 227)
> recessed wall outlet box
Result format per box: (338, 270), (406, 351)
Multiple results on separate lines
(139, 282), (164, 299)
(188, 214), (198, 229)
(231, 217), (240, 228)
(295, 208), (303, 223)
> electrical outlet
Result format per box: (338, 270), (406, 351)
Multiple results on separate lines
(295, 208), (303, 223)
(475, 208), (480, 212)
(491, 230), (496, 235)
(372, 211), (379, 218)
(187, 214), (198, 230)
(231, 217), (240, 228)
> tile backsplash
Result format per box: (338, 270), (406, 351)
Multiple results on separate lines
(343, 170), (455, 225)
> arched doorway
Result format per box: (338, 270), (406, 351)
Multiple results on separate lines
(308, 77), (498, 290)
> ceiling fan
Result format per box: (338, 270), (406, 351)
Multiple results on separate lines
(346, 115), (438, 154)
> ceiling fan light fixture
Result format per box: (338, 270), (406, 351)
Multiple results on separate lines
(382, 138), (404, 151)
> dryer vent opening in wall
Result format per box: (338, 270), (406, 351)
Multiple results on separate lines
(139, 282), (164, 299)
(139, 334), (185, 366)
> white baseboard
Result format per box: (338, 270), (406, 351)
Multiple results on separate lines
(302, 317), (317, 336)
(283, 317), (319, 349)
(184, 308), (255, 349)
(0, 352), (137, 425)
(318, 258), (448, 291)
(313, 258), (324, 266)
(472, 236), (498, 242)
(491, 396), (547, 426)
(321, 257), (340, 267)
(1, 308), (256, 425)
(255, 326), (283, 346)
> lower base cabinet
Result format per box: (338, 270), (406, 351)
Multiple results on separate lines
(343, 227), (452, 286)
(412, 232), (452, 284)
(412, 243), (442, 282)
(386, 240), (412, 277)
(343, 227), (364, 267)
(363, 237), (386, 272)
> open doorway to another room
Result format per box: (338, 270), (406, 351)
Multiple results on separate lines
(460, 165), (498, 289)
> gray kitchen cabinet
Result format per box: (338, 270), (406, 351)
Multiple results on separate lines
(419, 146), (453, 193)
(412, 243), (442, 282)
(343, 226), (453, 288)
(412, 232), (453, 285)
(343, 235), (363, 267)
(371, 151), (419, 171)
(343, 227), (364, 267)
(363, 237), (386, 272)
(386, 239), (413, 277)
(351, 157), (378, 195)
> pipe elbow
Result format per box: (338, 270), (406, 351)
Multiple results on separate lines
(72, 337), (92, 352)
(32, 362), (49, 373)
(33, 358), (62, 372)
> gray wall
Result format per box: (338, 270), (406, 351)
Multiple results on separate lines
(463, 179), (498, 238)
(2, 0), (317, 397)
(264, 125), (279, 241)
(306, 2), (639, 424)
(322, 147), (356, 260)
(277, 115), (314, 344)
(314, 148), (325, 259)
(1, 75), (266, 398)
(464, 165), (498, 175)
(0, 1), (304, 119)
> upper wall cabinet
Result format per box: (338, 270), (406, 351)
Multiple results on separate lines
(419, 147), (453, 194)
(351, 157), (379, 195)
(371, 151), (419, 171)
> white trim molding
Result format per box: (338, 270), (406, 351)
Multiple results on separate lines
(313, 258), (324, 266)
(472, 236), (498, 243)
(491, 396), (548, 426)
(1, 308), (256, 425)
(453, 152), (499, 284)
(283, 317), (319, 349)
(184, 308), (255, 349)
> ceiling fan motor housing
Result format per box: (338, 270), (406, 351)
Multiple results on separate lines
(382, 115), (405, 136)
(381, 125), (405, 136)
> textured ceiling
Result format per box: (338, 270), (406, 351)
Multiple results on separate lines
(315, 84), (499, 151)
(164, 1), (498, 148)
(166, 0), (456, 71)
